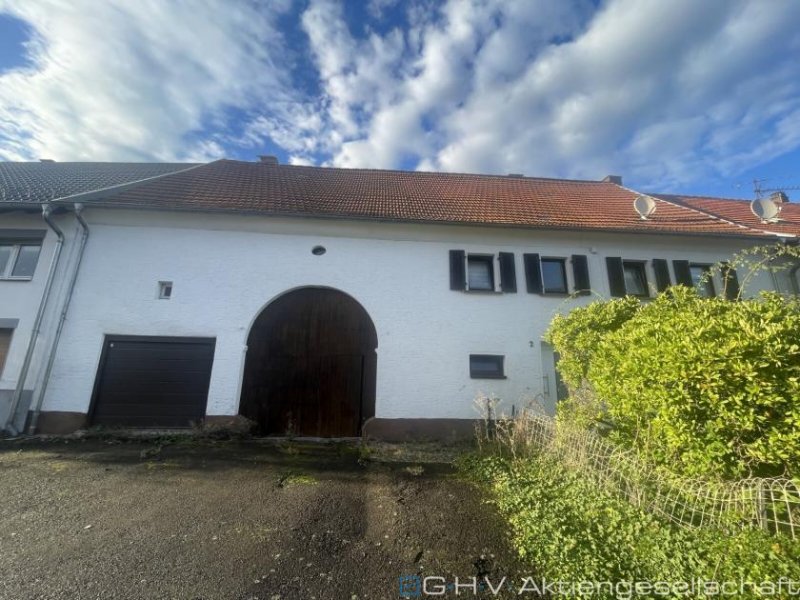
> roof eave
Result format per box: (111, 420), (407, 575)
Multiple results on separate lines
(66, 200), (779, 241)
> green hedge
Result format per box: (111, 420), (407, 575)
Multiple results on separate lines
(462, 454), (800, 599)
(545, 288), (800, 478)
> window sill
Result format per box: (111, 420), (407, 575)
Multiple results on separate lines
(470, 375), (507, 380)
(464, 289), (501, 294)
(0, 277), (34, 282)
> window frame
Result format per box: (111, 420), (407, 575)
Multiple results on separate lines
(469, 354), (506, 379)
(622, 260), (649, 297)
(466, 254), (496, 292)
(158, 281), (173, 300)
(689, 263), (716, 297)
(0, 242), (42, 281)
(540, 257), (569, 294)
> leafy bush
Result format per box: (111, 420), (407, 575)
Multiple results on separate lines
(545, 286), (800, 478)
(589, 288), (800, 478)
(544, 296), (641, 390)
(461, 454), (800, 599)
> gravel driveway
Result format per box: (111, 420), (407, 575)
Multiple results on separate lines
(0, 439), (524, 599)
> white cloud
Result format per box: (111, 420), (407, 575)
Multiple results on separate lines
(292, 0), (800, 190)
(0, 0), (295, 161)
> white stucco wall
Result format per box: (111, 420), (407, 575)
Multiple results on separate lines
(0, 210), (83, 426)
(33, 208), (777, 423)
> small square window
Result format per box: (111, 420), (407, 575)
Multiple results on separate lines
(467, 255), (495, 291)
(690, 264), (715, 297)
(469, 354), (505, 379)
(158, 281), (173, 299)
(541, 258), (568, 294)
(622, 261), (648, 296)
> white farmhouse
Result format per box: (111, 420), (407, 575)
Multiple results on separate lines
(0, 158), (796, 439)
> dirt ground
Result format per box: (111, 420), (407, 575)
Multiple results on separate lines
(0, 438), (527, 599)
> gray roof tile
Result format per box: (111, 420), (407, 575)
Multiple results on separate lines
(0, 162), (198, 204)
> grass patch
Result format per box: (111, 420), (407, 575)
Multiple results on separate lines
(460, 453), (800, 599)
(278, 472), (318, 487)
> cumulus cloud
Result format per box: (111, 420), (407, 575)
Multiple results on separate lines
(1, 0), (800, 193)
(0, 0), (296, 161)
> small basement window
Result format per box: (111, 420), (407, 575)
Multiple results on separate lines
(467, 255), (495, 291)
(541, 258), (568, 293)
(622, 261), (648, 296)
(469, 354), (505, 379)
(158, 281), (173, 299)
(690, 264), (715, 297)
(0, 242), (42, 280)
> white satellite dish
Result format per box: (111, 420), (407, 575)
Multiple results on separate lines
(750, 197), (781, 223)
(633, 195), (657, 220)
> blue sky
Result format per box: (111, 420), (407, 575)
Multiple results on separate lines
(0, 0), (799, 199)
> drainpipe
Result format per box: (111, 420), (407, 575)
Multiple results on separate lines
(27, 204), (90, 434)
(3, 205), (65, 435)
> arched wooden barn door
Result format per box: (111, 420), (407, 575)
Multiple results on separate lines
(239, 288), (377, 437)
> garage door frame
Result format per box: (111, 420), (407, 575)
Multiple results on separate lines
(88, 334), (216, 428)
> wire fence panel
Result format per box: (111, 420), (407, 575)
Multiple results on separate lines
(482, 411), (799, 539)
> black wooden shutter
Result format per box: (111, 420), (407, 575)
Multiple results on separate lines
(606, 257), (626, 297)
(652, 259), (671, 292)
(449, 250), (466, 290)
(673, 260), (693, 287)
(571, 255), (591, 296)
(523, 253), (543, 294)
(721, 262), (740, 300)
(498, 252), (517, 293)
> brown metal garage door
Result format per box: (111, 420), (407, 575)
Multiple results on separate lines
(89, 336), (215, 428)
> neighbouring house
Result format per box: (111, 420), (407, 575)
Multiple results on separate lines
(0, 158), (796, 439)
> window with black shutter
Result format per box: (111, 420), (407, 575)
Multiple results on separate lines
(450, 250), (517, 293)
(607, 257), (649, 297)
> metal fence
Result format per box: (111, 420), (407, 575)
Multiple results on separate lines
(484, 410), (799, 539)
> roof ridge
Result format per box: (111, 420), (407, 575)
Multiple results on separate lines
(217, 158), (611, 185)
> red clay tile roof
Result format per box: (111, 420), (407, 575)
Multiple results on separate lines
(64, 159), (773, 238)
(653, 193), (800, 237)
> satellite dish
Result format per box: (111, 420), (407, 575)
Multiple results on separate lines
(633, 195), (657, 220)
(750, 197), (781, 223)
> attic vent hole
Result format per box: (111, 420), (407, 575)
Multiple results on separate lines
(312, 246), (326, 256)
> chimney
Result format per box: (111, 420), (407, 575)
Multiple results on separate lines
(39, 158), (55, 163)
(770, 191), (790, 203)
(258, 155), (278, 165)
(602, 174), (622, 185)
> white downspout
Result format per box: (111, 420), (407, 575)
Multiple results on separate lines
(27, 204), (90, 434)
(3, 205), (65, 435)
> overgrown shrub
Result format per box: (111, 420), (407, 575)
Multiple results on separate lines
(544, 296), (641, 389)
(461, 454), (800, 599)
(545, 286), (800, 478)
(589, 288), (800, 478)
